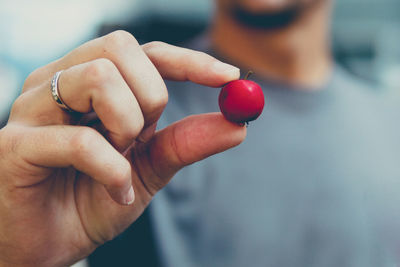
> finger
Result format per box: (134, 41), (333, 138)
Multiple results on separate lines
(12, 59), (144, 151)
(130, 113), (246, 196)
(13, 124), (135, 205)
(25, 31), (168, 126)
(142, 41), (240, 86)
(136, 122), (157, 143)
(27, 32), (239, 90)
(24, 31), (239, 125)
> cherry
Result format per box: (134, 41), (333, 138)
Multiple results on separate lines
(219, 71), (265, 124)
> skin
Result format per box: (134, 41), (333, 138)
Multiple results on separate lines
(213, 0), (333, 88)
(0, 31), (246, 266)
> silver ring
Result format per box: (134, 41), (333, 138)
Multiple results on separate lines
(51, 70), (74, 112)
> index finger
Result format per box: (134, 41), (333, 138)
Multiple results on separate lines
(142, 41), (240, 86)
(26, 31), (240, 92)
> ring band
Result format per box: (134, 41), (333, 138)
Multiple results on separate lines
(51, 70), (74, 112)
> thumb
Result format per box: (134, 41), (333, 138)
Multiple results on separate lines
(132, 113), (246, 195)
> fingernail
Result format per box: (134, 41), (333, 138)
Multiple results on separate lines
(212, 61), (240, 78)
(125, 186), (135, 205)
(137, 123), (157, 143)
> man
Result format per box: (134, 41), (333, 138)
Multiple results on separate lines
(90, 0), (400, 266)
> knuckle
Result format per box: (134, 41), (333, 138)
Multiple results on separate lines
(22, 72), (36, 91)
(104, 30), (140, 53)
(83, 58), (117, 89)
(22, 67), (43, 91)
(142, 41), (166, 52)
(146, 86), (169, 114)
(69, 127), (99, 158)
(193, 50), (216, 67)
(193, 50), (207, 58)
(122, 118), (144, 140)
(10, 94), (28, 115)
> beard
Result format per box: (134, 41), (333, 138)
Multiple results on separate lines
(230, 2), (306, 30)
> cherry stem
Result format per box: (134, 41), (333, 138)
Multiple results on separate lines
(244, 70), (254, 80)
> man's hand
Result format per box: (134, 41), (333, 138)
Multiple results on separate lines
(0, 31), (245, 266)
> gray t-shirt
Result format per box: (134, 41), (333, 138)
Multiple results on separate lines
(151, 39), (400, 267)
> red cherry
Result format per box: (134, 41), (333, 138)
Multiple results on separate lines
(219, 71), (265, 124)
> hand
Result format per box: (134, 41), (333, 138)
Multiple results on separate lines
(0, 31), (245, 266)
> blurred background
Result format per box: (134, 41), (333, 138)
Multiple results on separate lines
(1, 0), (400, 123)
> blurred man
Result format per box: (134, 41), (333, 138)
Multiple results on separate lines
(90, 0), (400, 266)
